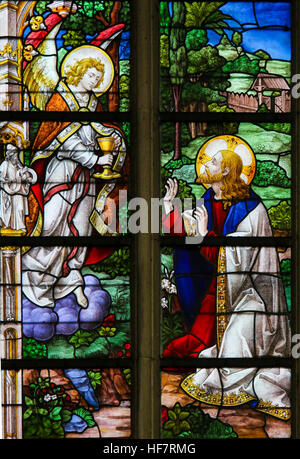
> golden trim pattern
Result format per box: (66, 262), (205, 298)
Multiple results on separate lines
(256, 401), (291, 420)
(216, 246), (229, 349)
(181, 375), (255, 406)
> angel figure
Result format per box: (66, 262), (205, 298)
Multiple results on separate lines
(21, 23), (129, 309)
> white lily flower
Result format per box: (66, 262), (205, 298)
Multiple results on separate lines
(161, 297), (168, 309)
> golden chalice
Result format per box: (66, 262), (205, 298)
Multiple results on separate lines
(93, 136), (121, 180)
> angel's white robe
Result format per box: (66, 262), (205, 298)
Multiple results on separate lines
(22, 125), (102, 307)
(22, 83), (124, 308)
(181, 202), (291, 419)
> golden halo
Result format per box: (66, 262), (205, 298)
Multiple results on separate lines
(60, 45), (115, 96)
(196, 135), (256, 188)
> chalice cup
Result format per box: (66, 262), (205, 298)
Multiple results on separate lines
(93, 136), (121, 180)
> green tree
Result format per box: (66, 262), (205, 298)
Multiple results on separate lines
(222, 55), (260, 76)
(169, 2), (187, 160)
(184, 2), (233, 33)
(232, 31), (242, 47)
(160, 1), (171, 34)
(254, 49), (271, 60)
(187, 45), (226, 78)
(185, 29), (208, 51)
(253, 161), (291, 188)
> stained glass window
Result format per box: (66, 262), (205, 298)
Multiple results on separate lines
(0, 0), (132, 439)
(160, 1), (293, 439)
(0, 0), (299, 444)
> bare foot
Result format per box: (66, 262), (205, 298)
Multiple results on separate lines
(74, 286), (88, 308)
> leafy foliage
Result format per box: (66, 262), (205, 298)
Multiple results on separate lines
(187, 46), (226, 76)
(281, 258), (291, 288)
(222, 55), (260, 75)
(23, 337), (47, 359)
(160, 34), (170, 68)
(61, 30), (86, 48)
(162, 402), (238, 439)
(160, 1), (171, 34)
(90, 247), (130, 278)
(185, 29), (208, 51)
(23, 376), (74, 439)
(163, 403), (191, 436)
(232, 31), (242, 47)
(162, 312), (186, 348)
(123, 368), (132, 386)
(184, 2), (231, 33)
(87, 371), (102, 390)
(165, 156), (194, 170)
(253, 161), (291, 188)
(254, 49), (271, 60)
(69, 330), (97, 348)
(257, 123), (291, 134)
(160, 122), (191, 153)
(268, 201), (291, 231)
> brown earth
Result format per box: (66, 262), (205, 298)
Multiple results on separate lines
(161, 371), (291, 439)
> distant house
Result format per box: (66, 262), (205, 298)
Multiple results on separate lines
(250, 73), (291, 112)
(225, 73), (291, 113)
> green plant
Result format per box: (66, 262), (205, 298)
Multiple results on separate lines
(73, 407), (96, 427)
(23, 377), (73, 439)
(99, 326), (117, 337)
(23, 337), (47, 359)
(110, 289), (130, 320)
(87, 371), (102, 390)
(161, 403), (238, 439)
(123, 368), (132, 386)
(163, 403), (191, 436)
(68, 330), (97, 348)
(253, 161), (291, 188)
(162, 312), (186, 348)
(268, 201), (291, 231)
(90, 247), (130, 278)
(165, 155), (194, 170)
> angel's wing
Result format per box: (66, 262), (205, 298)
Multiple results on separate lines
(23, 23), (62, 111)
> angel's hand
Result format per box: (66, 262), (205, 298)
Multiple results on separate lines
(98, 154), (114, 167)
(111, 132), (122, 155)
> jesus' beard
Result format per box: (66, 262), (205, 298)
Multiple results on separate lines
(196, 170), (224, 184)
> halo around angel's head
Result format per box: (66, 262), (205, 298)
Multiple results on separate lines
(196, 135), (256, 188)
(60, 45), (115, 96)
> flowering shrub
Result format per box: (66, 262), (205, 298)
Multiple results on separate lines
(161, 266), (177, 313)
(161, 403), (237, 439)
(23, 377), (72, 439)
(117, 342), (131, 358)
(23, 376), (96, 439)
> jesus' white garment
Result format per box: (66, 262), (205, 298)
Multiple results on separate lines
(181, 202), (291, 420)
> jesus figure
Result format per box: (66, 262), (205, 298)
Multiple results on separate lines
(162, 146), (291, 419)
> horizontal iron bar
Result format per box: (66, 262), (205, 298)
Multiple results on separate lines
(161, 357), (293, 369)
(1, 359), (133, 370)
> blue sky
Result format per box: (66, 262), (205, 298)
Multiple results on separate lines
(168, 1), (291, 61)
(210, 2), (291, 60)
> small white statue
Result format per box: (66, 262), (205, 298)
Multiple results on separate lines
(0, 143), (37, 233)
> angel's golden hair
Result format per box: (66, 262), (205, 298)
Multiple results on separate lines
(65, 57), (105, 87)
